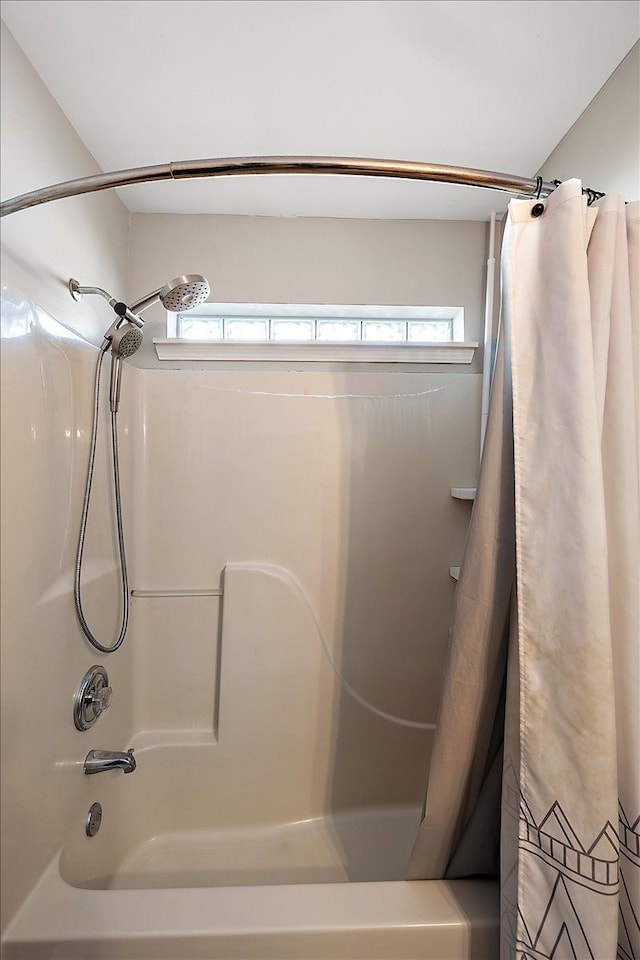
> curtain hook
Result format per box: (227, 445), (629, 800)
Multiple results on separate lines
(549, 178), (604, 206)
(529, 177), (545, 218)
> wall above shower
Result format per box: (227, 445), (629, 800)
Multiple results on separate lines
(0, 21), (129, 345)
(2, 2), (638, 220)
(126, 213), (487, 368)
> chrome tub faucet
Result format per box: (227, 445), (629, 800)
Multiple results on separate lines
(84, 748), (136, 775)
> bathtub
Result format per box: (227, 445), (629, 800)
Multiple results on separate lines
(2, 801), (499, 959)
(3, 565), (498, 958)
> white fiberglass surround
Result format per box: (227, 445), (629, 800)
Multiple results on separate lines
(1, 288), (496, 958)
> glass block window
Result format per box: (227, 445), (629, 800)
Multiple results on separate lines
(363, 321), (406, 342)
(180, 317), (223, 340)
(317, 320), (361, 341)
(224, 318), (269, 340)
(408, 320), (454, 342)
(271, 319), (315, 341)
(170, 303), (465, 346)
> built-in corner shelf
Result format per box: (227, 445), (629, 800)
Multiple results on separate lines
(450, 487), (476, 500)
(449, 489), (475, 580)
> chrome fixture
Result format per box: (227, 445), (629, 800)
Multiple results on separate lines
(129, 274), (210, 314)
(73, 665), (113, 731)
(69, 273), (210, 321)
(1, 156), (565, 219)
(69, 274), (210, 412)
(84, 749), (136, 775)
(71, 273), (209, 655)
(85, 802), (103, 837)
(69, 279), (144, 325)
(105, 322), (145, 414)
(0, 155), (606, 220)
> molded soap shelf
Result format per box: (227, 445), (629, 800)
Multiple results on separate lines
(450, 487), (476, 500)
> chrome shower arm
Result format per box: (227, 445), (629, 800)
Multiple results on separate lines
(69, 279), (144, 328)
(69, 279), (116, 305)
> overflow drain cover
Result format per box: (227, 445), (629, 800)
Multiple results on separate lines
(86, 802), (102, 837)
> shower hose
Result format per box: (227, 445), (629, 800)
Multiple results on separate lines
(74, 342), (129, 653)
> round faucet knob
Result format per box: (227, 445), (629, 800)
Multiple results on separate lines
(88, 685), (113, 716)
(73, 665), (113, 731)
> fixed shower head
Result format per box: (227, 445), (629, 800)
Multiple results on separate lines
(129, 274), (210, 314)
(160, 275), (210, 311)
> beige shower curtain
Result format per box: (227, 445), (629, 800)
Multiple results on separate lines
(408, 180), (639, 960)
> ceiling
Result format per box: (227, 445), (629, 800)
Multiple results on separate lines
(2, 0), (638, 220)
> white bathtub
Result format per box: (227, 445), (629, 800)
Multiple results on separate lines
(2, 804), (499, 959)
(2, 558), (499, 959)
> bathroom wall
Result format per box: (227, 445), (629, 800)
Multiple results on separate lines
(122, 214), (486, 822)
(126, 214), (487, 370)
(0, 22), (132, 932)
(538, 41), (639, 199)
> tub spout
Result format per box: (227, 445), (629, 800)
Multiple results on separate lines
(84, 749), (136, 775)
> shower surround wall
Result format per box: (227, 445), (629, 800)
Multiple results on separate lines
(124, 366), (481, 829)
(0, 21), (131, 933)
(122, 212), (486, 827)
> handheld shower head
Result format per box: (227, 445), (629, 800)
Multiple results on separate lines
(108, 322), (143, 412)
(111, 322), (144, 359)
(130, 275), (210, 314)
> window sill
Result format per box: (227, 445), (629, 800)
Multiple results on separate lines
(153, 339), (478, 364)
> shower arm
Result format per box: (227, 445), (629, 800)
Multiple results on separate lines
(69, 279), (144, 329)
(0, 156), (601, 219)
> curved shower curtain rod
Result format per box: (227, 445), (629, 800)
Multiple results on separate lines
(0, 155), (604, 218)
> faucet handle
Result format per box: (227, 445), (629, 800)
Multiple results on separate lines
(87, 685), (113, 716)
(74, 666), (113, 731)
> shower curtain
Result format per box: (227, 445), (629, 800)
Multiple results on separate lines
(407, 180), (639, 960)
